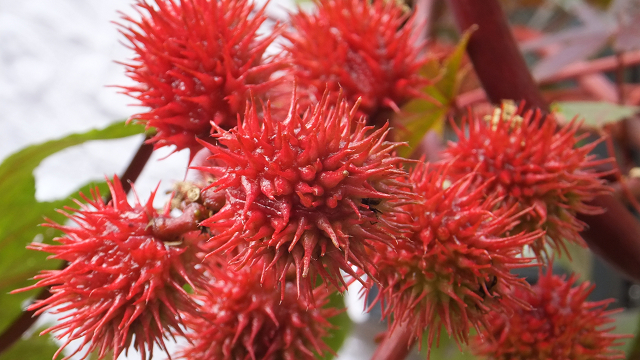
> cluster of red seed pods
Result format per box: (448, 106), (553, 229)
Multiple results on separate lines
(15, 0), (627, 359)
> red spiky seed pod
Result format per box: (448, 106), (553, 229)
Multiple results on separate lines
(443, 104), (613, 260)
(13, 177), (206, 360)
(472, 270), (629, 360)
(180, 262), (339, 360)
(369, 162), (541, 357)
(284, 0), (428, 120)
(196, 89), (411, 298)
(118, 0), (282, 155)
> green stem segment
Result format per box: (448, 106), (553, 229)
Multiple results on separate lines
(0, 139), (154, 356)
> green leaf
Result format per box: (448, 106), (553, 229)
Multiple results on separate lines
(556, 241), (593, 281)
(0, 121), (144, 334)
(395, 26), (476, 158)
(551, 101), (639, 129)
(609, 308), (638, 357)
(0, 326), (60, 360)
(322, 291), (353, 359)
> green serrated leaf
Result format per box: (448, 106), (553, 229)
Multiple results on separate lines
(551, 101), (639, 129)
(396, 26), (476, 158)
(322, 290), (353, 360)
(0, 326), (59, 360)
(0, 121), (144, 334)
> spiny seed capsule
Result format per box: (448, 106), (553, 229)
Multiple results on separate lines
(14, 177), (206, 360)
(118, 0), (283, 156)
(196, 89), (413, 299)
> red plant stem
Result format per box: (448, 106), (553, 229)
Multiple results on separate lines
(371, 320), (416, 360)
(447, 0), (547, 111)
(579, 195), (640, 280)
(0, 139), (154, 356)
(540, 50), (640, 85)
(152, 203), (207, 240)
(456, 50), (640, 108)
(0, 261), (64, 356)
(106, 139), (155, 202)
(612, 176), (640, 205)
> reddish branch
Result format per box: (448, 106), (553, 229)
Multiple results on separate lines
(613, 176), (640, 205)
(106, 139), (154, 201)
(457, 50), (640, 108)
(448, 0), (547, 111)
(152, 203), (207, 240)
(0, 140), (154, 355)
(371, 320), (416, 360)
(539, 50), (640, 85)
(580, 194), (640, 280)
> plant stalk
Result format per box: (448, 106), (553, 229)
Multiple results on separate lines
(371, 321), (416, 360)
